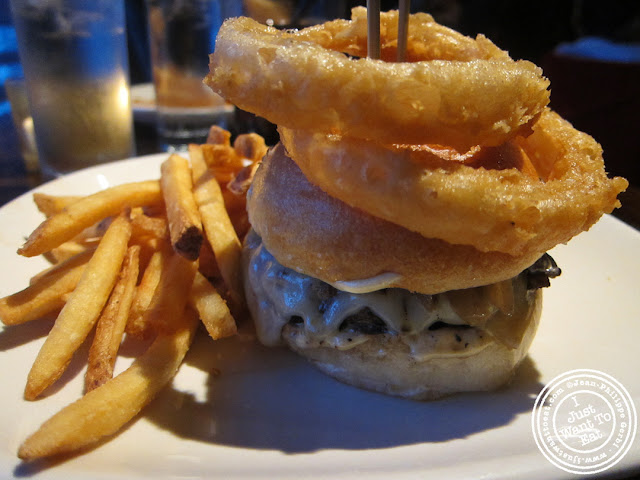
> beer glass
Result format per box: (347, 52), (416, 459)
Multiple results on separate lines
(146, 0), (238, 152)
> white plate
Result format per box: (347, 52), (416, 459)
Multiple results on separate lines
(0, 155), (639, 479)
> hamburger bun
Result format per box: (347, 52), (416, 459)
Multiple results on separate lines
(247, 144), (543, 295)
(282, 291), (541, 400)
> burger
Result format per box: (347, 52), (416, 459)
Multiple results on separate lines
(206, 9), (627, 400)
(241, 142), (563, 401)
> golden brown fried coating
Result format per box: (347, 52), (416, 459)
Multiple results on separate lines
(206, 8), (550, 151)
(280, 109), (628, 257)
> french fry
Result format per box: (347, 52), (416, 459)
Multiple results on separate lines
(131, 212), (169, 241)
(140, 203), (166, 218)
(18, 305), (199, 461)
(227, 161), (260, 197)
(197, 238), (221, 281)
(206, 125), (231, 145)
(190, 271), (236, 340)
(32, 193), (82, 217)
(126, 245), (170, 339)
(85, 245), (141, 392)
(189, 144), (244, 310)
(74, 217), (113, 241)
(201, 143), (243, 171)
(3, 129), (255, 461)
(24, 215), (132, 400)
(42, 240), (96, 265)
(128, 210), (166, 263)
(131, 236), (167, 276)
(160, 154), (203, 261)
(225, 162), (258, 239)
(29, 248), (95, 285)
(0, 250), (94, 326)
(18, 180), (161, 258)
(233, 132), (268, 162)
(199, 144), (245, 184)
(41, 216), (111, 264)
(139, 251), (198, 335)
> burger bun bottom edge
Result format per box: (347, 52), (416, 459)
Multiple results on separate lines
(281, 292), (541, 401)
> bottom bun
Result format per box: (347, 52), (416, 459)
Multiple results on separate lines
(282, 292), (541, 401)
(243, 230), (543, 401)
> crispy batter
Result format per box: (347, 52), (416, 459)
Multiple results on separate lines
(292, 7), (510, 62)
(280, 109), (628, 256)
(206, 9), (550, 150)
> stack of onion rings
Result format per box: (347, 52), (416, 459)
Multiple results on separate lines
(207, 8), (627, 263)
(206, 8), (550, 151)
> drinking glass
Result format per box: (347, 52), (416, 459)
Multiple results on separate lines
(10, 0), (135, 179)
(146, 0), (238, 152)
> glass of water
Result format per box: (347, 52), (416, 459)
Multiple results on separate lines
(10, 0), (135, 179)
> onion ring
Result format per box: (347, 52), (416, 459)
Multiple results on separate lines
(206, 8), (550, 151)
(279, 7), (510, 63)
(279, 109), (628, 256)
(247, 143), (544, 294)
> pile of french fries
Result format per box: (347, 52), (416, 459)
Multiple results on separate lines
(0, 127), (266, 461)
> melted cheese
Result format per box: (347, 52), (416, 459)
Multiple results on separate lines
(245, 231), (533, 360)
(329, 272), (402, 294)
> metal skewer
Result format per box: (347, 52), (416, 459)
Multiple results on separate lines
(367, 0), (381, 59)
(397, 0), (410, 61)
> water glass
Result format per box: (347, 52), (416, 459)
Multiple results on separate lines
(10, 0), (135, 179)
